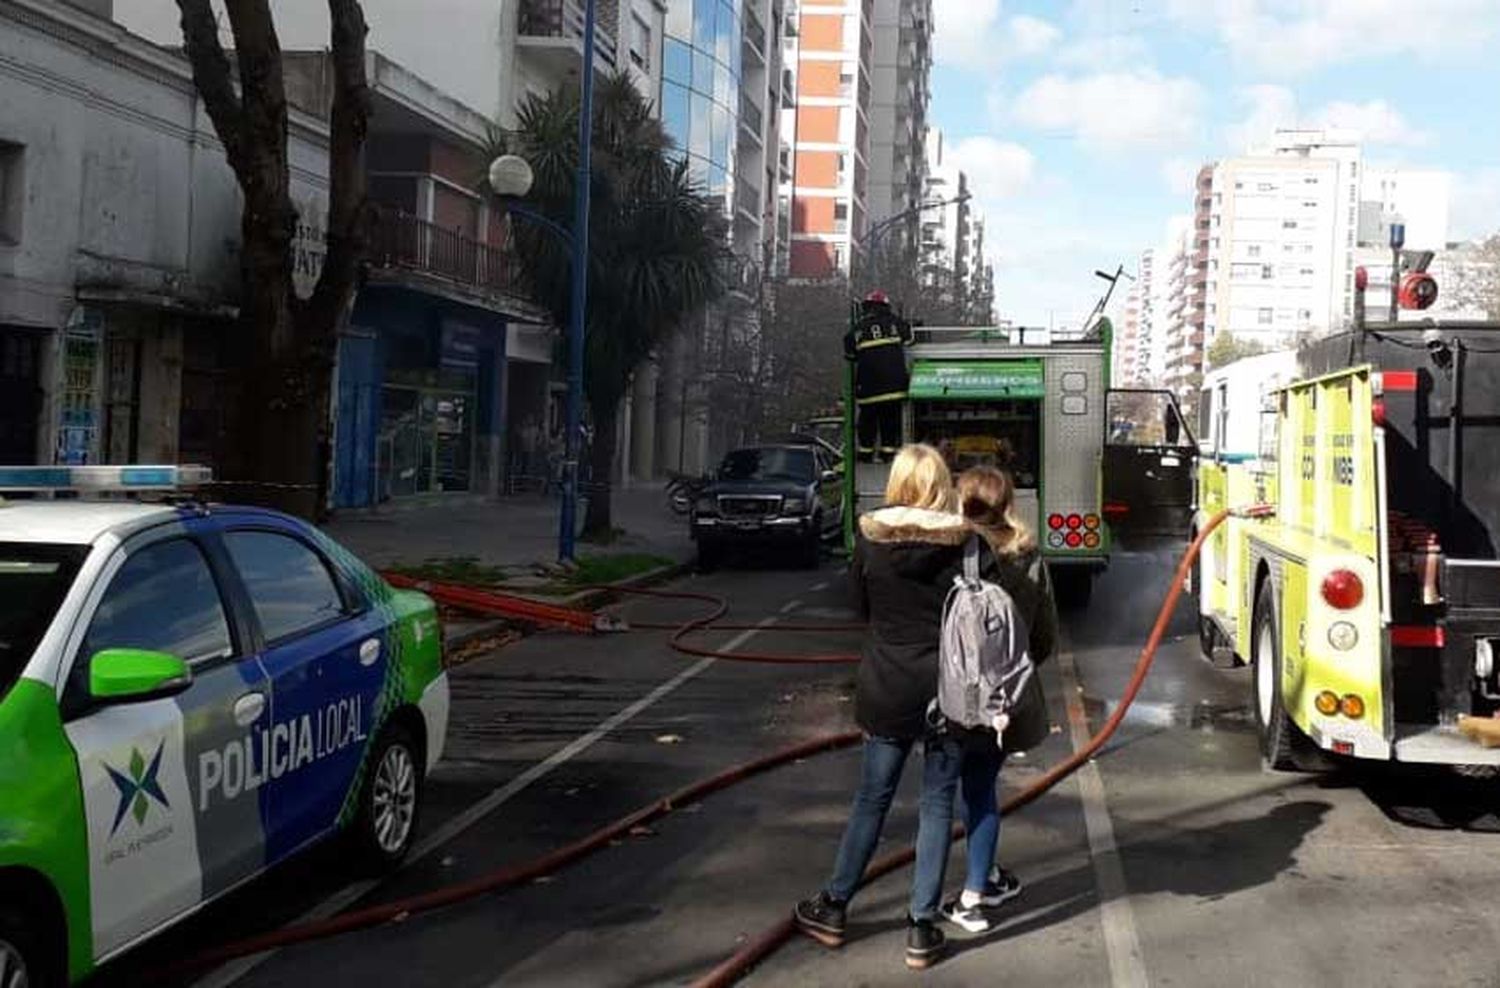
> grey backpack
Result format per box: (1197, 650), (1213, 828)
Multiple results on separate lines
(937, 536), (1033, 731)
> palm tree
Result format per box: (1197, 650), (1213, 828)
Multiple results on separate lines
(502, 71), (728, 538)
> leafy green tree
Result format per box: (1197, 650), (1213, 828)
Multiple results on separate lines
(1206, 330), (1267, 370)
(504, 72), (728, 536)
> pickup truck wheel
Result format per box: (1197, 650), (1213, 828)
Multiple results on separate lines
(352, 724), (423, 869)
(1252, 582), (1324, 772)
(697, 540), (722, 572)
(0, 902), (55, 988)
(798, 519), (822, 569)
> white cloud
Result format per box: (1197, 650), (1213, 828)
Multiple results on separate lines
(1316, 100), (1430, 147)
(1008, 15), (1061, 56)
(1054, 33), (1150, 69)
(932, 2), (1062, 70)
(1450, 168), (1500, 241)
(1160, 157), (1203, 196)
(1011, 70), (1204, 151)
(1226, 87), (1430, 152)
(948, 137), (1037, 200)
(1225, 84), (1298, 153)
(1167, 0), (1500, 74)
(932, 0), (1002, 71)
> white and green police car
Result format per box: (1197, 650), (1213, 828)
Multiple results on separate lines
(0, 467), (449, 987)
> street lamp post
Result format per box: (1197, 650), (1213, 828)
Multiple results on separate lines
(488, 0), (596, 563)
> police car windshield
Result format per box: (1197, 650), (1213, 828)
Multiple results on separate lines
(0, 544), (87, 699)
(719, 448), (815, 484)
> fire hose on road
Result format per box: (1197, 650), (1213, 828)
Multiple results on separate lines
(160, 510), (1242, 984)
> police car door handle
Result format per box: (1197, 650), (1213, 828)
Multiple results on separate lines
(359, 638), (381, 667)
(233, 691), (267, 727)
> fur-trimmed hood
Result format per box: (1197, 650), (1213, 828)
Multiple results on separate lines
(858, 506), (970, 546)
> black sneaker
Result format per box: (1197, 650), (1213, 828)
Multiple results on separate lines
(905, 916), (946, 970)
(980, 866), (1023, 907)
(793, 892), (847, 948)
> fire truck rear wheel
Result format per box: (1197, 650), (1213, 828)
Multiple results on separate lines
(1252, 581), (1321, 772)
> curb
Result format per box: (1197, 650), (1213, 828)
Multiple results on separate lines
(438, 557), (694, 654)
(444, 619), (516, 651)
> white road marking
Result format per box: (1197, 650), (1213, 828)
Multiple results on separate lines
(779, 599), (804, 614)
(194, 618), (781, 988)
(810, 581), (829, 592)
(1057, 647), (1150, 988)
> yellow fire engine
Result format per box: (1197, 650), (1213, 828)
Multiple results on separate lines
(1194, 318), (1500, 770)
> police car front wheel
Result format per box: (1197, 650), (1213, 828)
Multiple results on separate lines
(354, 725), (423, 866)
(0, 905), (52, 988)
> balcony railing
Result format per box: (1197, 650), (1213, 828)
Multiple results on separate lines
(518, 0), (618, 67)
(743, 5), (767, 58)
(367, 206), (519, 296)
(739, 93), (763, 137)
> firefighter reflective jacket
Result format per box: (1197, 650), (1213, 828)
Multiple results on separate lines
(845, 305), (913, 405)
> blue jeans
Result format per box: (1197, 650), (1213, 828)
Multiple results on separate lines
(826, 734), (963, 921)
(960, 741), (1006, 892)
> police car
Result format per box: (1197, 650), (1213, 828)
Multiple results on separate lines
(0, 467), (449, 987)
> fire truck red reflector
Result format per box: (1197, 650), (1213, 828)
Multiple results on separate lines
(1371, 399), (1386, 427)
(1103, 502), (1130, 516)
(1066, 514), (1083, 530)
(1391, 625), (1445, 648)
(1321, 569), (1364, 610)
(1065, 531), (1083, 548)
(1332, 740), (1355, 756)
(1381, 370), (1418, 392)
(1047, 514), (1065, 530)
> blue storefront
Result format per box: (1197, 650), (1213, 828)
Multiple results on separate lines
(333, 284), (507, 508)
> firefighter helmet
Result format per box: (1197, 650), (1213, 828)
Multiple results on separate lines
(864, 289), (889, 305)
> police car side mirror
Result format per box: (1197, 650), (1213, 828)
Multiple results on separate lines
(89, 648), (193, 705)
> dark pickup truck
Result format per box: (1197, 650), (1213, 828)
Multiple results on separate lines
(690, 444), (843, 569)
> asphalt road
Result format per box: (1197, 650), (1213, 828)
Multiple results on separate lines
(96, 545), (1500, 988)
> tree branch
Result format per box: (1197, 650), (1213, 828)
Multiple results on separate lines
(176, 0), (245, 167)
(304, 0), (371, 340)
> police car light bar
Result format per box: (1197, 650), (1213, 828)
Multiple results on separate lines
(0, 465), (213, 492)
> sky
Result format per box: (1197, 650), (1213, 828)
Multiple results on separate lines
(928, 0), (1500, 328)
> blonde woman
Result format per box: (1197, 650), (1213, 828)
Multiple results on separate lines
(940, 465), (1057, 934)
(793, 444), (969, 971)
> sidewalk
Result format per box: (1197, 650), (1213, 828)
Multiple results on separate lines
(321, 486), (693, 573)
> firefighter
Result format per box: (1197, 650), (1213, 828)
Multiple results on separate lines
(844, 289), (913, 463)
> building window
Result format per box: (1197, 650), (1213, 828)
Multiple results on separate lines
(1247, 244), (1261, 257)
(629, 14), (653, 70)
(839, 70), (854, 97)
(836, 152), (849, 183)
(1304, 176), (1319, 184)
(833, 200), (849, 233)
(1298, 308), (1312, 320)
(1258, 308), (1273, 325)
(833, 243), (847, 270)
(1261, 264), (1273, 280)
(1282, 219), (1298, 229)
(0, 141), (22, 245)
(1257, 182), (1275, 192)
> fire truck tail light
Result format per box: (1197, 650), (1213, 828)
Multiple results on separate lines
(1083, 531), (1101, 549)
(1065, 531), (1083, 548)
(1315, 691), (1340, 716)
(1047, 513), (1065, 530)
(1321, 569), (1364, 610)
(1084, 514), (1101, 530)
(1066, 514), (1082, 530)
(1340, 694), (1366, 719)
(1371, 399), (1386, 427)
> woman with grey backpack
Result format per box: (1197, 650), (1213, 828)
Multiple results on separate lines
(941, 465), (1058, 934)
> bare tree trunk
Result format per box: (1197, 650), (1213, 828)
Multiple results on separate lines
(177, 0), (368, 520)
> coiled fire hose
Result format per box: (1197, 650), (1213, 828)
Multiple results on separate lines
(158, 511), (1235, 983)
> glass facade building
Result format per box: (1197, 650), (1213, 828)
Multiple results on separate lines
(662, 0), (742, 209)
